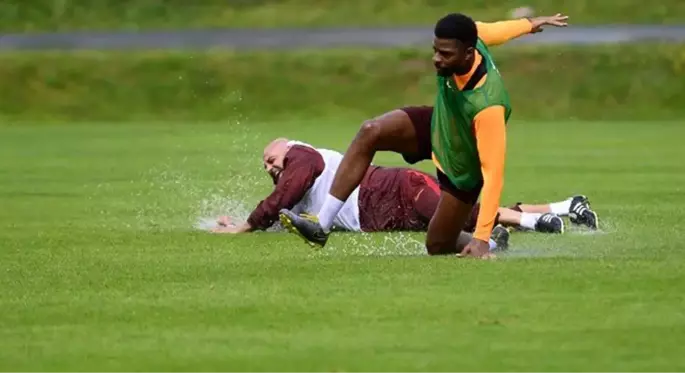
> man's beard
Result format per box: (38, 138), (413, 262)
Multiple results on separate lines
(436, 67), (454, 77)
(437, 64), (471, 77)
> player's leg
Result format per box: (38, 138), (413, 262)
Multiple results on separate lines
(407, 171), (506, 251)
(515, 203), (551, 214)
(425, 171), (500, 255)
(517, 195), (598, 229)
(424, 190), (474, 255)
(465, 201), (563, 234)
(424, 192), (509, 253)
(418, 191), (482, 252)
(463, 202), (495, 234)
(280, 106), (433, 247)
(318, 108), (431, 230)
(518, 196), (579, 216)
(497, 207), (564, 234)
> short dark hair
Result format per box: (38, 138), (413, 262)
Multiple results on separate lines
(434, 13), (478, 47)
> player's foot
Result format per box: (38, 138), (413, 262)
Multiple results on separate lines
(569, 195), (598, 230)
(535, 213), (564, 234)
(490, 225), (510, 252)
(279, 209), (329, 248)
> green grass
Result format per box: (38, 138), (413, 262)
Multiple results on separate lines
(2, 44), (684, 122)
(2, 0), (684, 32)
(1, 119), (684, 370)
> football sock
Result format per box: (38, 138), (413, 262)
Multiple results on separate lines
(520, 212), (542, 230)
(549, 198), (572, 216)
(318, 194), (345, 232)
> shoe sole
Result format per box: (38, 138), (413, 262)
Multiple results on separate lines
(279, 213), (323, 249)
(570, 195), (599, 230)
(588, 210), (599, 230)
(570, 210), (599, 230)
(492, 226), (510, 252)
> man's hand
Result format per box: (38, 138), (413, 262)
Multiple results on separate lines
(217, 215), (235, 227)
(212, 217), (253, 234)
(458, 238), (495, 259)
(529, 13), (569, 33)
(211, 226), (242, 234)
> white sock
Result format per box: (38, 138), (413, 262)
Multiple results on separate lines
(317, 195), (345, 232)
(488, 239), (497, 251)
(520, 212), (542, 230)
(549, 198), (572, 216)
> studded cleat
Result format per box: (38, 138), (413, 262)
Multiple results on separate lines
(535, 213), (565, 234)
(569, 195), (599, 230)
(490, 224), (511, 252)
(279, 209), (329, 248)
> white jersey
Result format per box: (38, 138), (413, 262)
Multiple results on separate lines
(287, 141), (362, 232)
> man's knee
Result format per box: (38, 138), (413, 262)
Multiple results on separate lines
(425, 242), (444, 256)
(355, 120), (383, 148)
(425, 237), (454, 256)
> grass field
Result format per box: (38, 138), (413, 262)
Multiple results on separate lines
(2, 0), (684, 32)
(1, 118), (684, 371)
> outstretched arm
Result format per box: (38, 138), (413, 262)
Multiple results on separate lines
(212, 221), (254, 234)
(245, 157), (323, 231)
(476, 14), (569, 46)
(214, 147), (324, 233)
(476, 19), (532, 46)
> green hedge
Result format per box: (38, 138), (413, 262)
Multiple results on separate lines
(1, 44), (683, 122)
(1, 0), (683, 32)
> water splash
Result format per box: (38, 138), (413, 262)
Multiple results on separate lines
(130, 116), (267, 231)
(310, 231), (426, 257)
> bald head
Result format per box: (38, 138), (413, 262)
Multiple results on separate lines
(264, 137), (289, 154)
(263, 138), (290, 184)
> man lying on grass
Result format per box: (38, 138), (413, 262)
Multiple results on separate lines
(211, 139), (598, 252)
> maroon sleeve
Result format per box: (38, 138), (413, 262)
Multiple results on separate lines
(246, 146), (324, 230)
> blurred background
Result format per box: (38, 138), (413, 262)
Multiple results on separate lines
(0, 0), (683, 123)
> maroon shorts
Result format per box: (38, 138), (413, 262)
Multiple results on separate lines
(401, 105), (482, 205)
(399, 106), (433, 165)
(359, 167), (437, 232)
(436, 170), (482, 205)
(401, 169), (441, 229)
